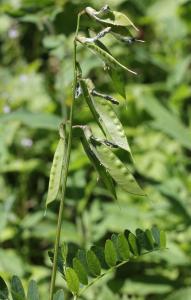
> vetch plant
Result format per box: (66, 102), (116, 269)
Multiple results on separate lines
(0, 5), (166, 300)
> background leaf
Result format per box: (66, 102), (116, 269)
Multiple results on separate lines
(11, 276), (25, 300)
(164, 288), (191, 300)
(0, 276), (9, 300)
(53, 290), (65, 300)
(27, 280), (40, 300)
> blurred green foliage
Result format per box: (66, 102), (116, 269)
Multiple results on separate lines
(0, 0), (191, 299)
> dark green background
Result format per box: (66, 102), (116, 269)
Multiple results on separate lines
(0, 0), (191, 299)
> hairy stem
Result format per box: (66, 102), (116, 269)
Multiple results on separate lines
(49, 11), (83, 300)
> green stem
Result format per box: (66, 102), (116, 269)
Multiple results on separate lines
(78, 260), (127, 296)
(49, 11), (83, 300)
(78, 248), (163, 297)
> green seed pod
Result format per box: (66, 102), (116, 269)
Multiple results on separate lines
(85, 6), (138, 32)
(91, 142), (144, 196)
(46, 135), (65, 208)
(77, 36), (136, 75)
(80, 79), (131, 153)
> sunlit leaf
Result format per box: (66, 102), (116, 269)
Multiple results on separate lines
(104, 239), (117, 267)
(65, 268), (79, 295)
(160, 230), (166, 249)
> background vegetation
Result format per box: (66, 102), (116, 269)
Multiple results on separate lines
(0, 0), (191, 299)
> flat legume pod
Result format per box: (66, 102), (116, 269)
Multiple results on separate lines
(91, 142), (145, 196)
(46, 138), (65, 207)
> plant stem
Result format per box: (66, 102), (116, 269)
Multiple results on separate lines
(49, 11), (83, 300)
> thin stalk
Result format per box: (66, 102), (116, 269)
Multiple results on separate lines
(78, 248), (164, 297)
(49, 11), (83, 300)
(78, 260), (127, 296)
